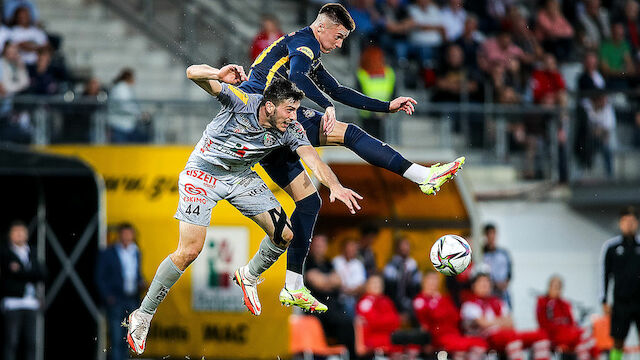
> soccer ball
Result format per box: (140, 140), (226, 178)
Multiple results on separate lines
(430, 235), (472, 276)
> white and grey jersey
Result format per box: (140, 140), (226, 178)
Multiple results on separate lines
(191, 83), (310, 171)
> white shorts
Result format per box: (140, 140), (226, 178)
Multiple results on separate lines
(174, 167), (280, 227)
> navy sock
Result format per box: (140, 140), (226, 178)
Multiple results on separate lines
(286, 193), (321, 274)
(343, 124), (412, 176)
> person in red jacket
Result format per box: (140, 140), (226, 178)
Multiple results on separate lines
(249, 14), (284, 61)
(531, 53), (567, 106)
(413, 272), (487, 360)
(536, 275), (599, 360)
(461, 272), (551, 360)
(356, 274), (403, 356)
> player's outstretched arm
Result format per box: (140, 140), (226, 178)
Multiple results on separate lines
(296, 145), (362, 214)
(186, 64), (248, 97)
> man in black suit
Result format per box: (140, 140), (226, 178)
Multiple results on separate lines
(95, 223), (144, 360)
(1, 221), (46, 360)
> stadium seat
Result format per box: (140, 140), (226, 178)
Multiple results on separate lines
(288, 314), (348, 359)
(591, 314), (614, 351)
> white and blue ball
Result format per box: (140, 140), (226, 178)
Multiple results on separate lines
(430, 234), (472, 276)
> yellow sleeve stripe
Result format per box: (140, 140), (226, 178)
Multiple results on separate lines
(265, 56), (289, 87)
(228, 85), (248, 105)
(296, 46), (314, 60)
(251, 36), (285, 68)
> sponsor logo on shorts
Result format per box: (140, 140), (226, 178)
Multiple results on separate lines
(303, 109), (315, 118)
(183, 196), (207, 204)
(246, 183), (269, 197)
(186, 170), (218, 187)
(185, 183), (208, 196)
(263, 133), (276, 147)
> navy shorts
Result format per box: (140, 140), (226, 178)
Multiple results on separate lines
(260, 106), (323, 188)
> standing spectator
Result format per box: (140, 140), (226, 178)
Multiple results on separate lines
(433, 44), (481, 103)
(455, 15), (484, 70)
(332, 239), (366, 318)
(601, 206), (640, 360)
(1, 221), (46, 360)
(356, 45), (396, 139)
(26, 46), (60, 95)
(578, 51), (606, 92)
(599, 22), (636, 89)
(578, 0), (611, 49)
(96, 223), (145, 360)
(383, 235), (422, 320)
(305, 234), (356, 358)
(536, 275), (599, 360)
(440, 0), (467, 42)
(356, 274), (402, 357)
(358, 223), (379, 277)
(0, 41), (31, 143)
(380, 0), (414, 65)
(580, 92), (616, 177)
(108, 68), (149, 143)
(461, 272), (551, 360)
(9, 6), (48, 66)
(536, 0), (575, 61)
(407, 0), (444, 67)
(482, 224), (512, 307)
(413, 272), (487, 360)
(249, 14), (284, 61)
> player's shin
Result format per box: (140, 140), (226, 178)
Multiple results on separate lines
(139, 256), (184, 315)
(247, 235), (287, 279)
(285, 194), (321, 290)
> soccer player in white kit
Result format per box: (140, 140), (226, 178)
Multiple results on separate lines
(125, 64), (362, 355)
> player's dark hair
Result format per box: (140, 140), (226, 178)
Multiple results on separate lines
(483, 223), (496, 234)
(620, 206), (638, 219)
(262, 78), (304, 106)
(319, 3), (355, 31)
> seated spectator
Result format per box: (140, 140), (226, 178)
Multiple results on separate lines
(1, 221), (46, 360)
(635, 112), (640, 148)
(532, 53), (567, 106)
(408, 0), (444, 67)
(578, 51), (606, 93)
(479, 31), (530, 73)
(461, 272), (551, 360)
(332, 239), (366, 318)
(348, 0), (382, 41)
(383, 236), (421, 320)
(0, 20), (11, 54)
(4, 0), (39, 24)
(536, 0), (574, 61)
(455, 15), (484, 70)
(536, 275), (599, 360)
(487, 59), (526, 104)
(578, 0), (611, 49)
(510, 13), (543, 68)
(356, 45), (396, 139)
(249, 14), (284, 61)
(579, 93), (616, 177)
(305, 234), (355, 357)
(356, 274), (402, 357)
(108, 68), (150, 143)
(9, 6), (48, 66)
(61, 77), (106, 143)
(620, 0), (640, 63)
(414, 272), (487, 360)
(26, 46), (60, 95)
(432, 44), (481, 103)
(380, 0), (414, 65)
(485, 0), (516, 33)
(440, 0), (467, 42)
(599, 22), (636, 89)
(358, 223), (379, 277)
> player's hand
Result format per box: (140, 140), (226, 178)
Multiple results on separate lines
(329, 186), (363, 214)
(389, 96), (417, 115)
(218, 64), (248, 85)
(322, 106), (337, 135)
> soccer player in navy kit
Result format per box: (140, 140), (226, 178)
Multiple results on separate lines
(190, 4), (464, 312)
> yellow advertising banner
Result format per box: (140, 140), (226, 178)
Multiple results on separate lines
(46, 146), (294, 359)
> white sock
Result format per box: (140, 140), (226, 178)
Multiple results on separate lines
(285, 270), (304, 290)
(402, 163), (430, 184)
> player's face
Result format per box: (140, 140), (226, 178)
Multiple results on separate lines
(619, 214), (639, 236)
(318, 23), (350, 53)
(268, 99), (300, 132)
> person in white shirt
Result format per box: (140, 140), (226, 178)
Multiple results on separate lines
(1, 221), (45, 360)
(440, 0), (467, 42)
(9, 6), (48, 66)
(408, 0), (444, 67)
(0, 41), (30, 96)
(108, 68), (149, 143)
(332, 239), (366, 318)
(582, 93), (616, 177)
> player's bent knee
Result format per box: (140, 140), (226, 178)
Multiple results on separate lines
(281, 227), (294, 244)
(267, 207), (293, 249)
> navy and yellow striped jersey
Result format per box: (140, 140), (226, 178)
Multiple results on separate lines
(238, 26), (390, 113)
